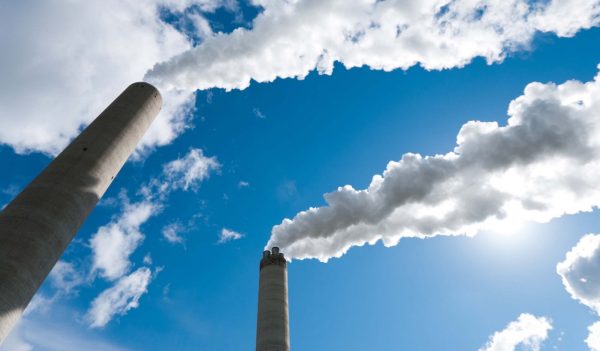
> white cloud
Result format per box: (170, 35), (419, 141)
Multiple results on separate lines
(557, 234), (600, 314)
(162, 222), (186, 244)
(268, 66), (600, 261)
(587, 322), (600, 351)
(218, 228), (244, 244)
(479, 313), (552, 351)
(48, 261), (85, 295)
(86, 267), (153, 328)
(161, 213), (206, 245)
(86, 149), (218, 327)
(23, 294), (52, 317)
(163, 148), (220, 191)
(90, 200), (158, 280)
(143, 253), (153, 265)
(253, 108), (266, 119)
(90, 149), (217, 279)
(238, 181), (250, 188)
(146, 0), (600, 92)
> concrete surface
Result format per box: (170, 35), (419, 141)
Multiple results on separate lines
(0, 82), (162, 343)
(256, 247), (290, 351)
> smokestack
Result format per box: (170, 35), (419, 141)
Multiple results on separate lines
(256, 247), (290, 351)
(0, 82), (162, 343)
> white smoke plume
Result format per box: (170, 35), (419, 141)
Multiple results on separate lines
(146, 0), (600, 91)
(268, 66), (600, 261)
(0, 0), (194, 154)
(0, 0), (240, 155)
(4, 0), (599, 155)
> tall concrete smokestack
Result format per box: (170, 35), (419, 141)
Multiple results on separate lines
(0, 82), (162, 343)
(256, 247), (290, 351)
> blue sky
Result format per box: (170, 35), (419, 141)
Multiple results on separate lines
(2, 1), (600, 350)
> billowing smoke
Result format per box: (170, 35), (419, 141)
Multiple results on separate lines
(145, 0), (600, 91)
(4, 0), (599, 155)
(267, 66), (600, 261)
(0, 0), (203, 155)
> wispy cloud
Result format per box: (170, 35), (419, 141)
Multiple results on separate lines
(218, 228), (244, 244)
(90, 199), (158, 281)
(161, 212), (205, 246)
(253, 108), (266, 119)
(91, 148), (218, 280)
(162, 222), (186, 245)
(268, 67), (600, 261)
(87, 148), (218, 326)
(479, 314), (552, 351)
(49, 261), (86, 295)
(143, 253), (153, 265)
(87, 267), (153, 328)
(23, 294), (53, 317)
(162, 148), (220, 192)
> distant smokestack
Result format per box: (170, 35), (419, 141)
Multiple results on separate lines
(256, 247), (290, 351)
(0, 82), (162, 343)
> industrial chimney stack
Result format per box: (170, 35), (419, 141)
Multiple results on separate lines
(256, 247), (290, 351)
(0, 82), (162, 343)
